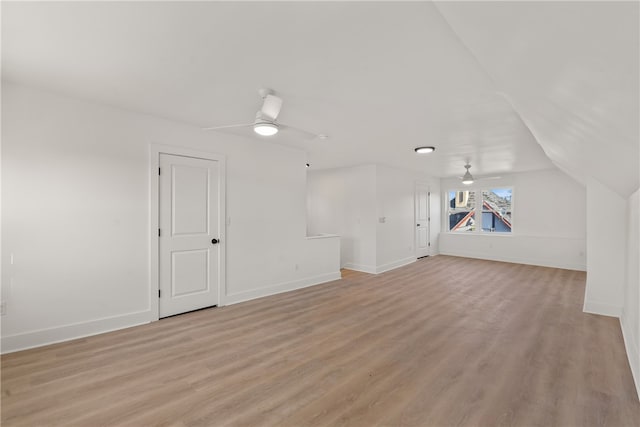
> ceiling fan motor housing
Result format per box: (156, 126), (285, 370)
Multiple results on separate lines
(255, 110), (275, 125)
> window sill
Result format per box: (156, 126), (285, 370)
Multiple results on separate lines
(442, 231), (514, 237)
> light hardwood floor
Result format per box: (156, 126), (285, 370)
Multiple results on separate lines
(2, 256), (639, 426)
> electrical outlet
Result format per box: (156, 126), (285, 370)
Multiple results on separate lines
(1, 301), (6, 316)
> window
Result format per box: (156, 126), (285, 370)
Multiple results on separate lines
(481, 188), (512, 232)
(448, 190), (476, 232)
(448, 188), (512, 233)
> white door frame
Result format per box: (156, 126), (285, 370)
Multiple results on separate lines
(414, 182), (431, 258)
(149, 144), (226, 321)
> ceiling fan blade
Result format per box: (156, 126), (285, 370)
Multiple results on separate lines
(202, 123), (253, 131)
(280, 123), (320, 140)
(261, 94), (283, 121)
(454, 175), (502, 181)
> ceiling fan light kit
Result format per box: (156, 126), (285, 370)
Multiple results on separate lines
(253, 122), (278, 136)
(462, 163), (474, 185)
(414, 146), (435, 154)
(203, 88), (323, 140)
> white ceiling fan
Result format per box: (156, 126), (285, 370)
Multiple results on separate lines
(459, 162), (501, 185)
(203, 89), (326, 140)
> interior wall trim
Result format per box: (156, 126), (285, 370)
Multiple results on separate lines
(620, 316), (640, 402)
(342, 263), (377, 274)
(225, 271), (342, 305)
(1, 310), (152, 354)
(376, 256), (417, 274)
(583, 300), (623, 318)
(438, 250), (586, 272)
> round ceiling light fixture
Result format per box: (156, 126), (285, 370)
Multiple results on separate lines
(414, 146), (435, 154)
(253, 122), (279, 136)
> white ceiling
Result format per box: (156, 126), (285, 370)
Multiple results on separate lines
(436, 1), (639, 197)
(2, 1), (637, 193)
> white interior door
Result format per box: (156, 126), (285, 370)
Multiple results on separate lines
(159, 153), (220, 318)
(415, 184), (430, 258)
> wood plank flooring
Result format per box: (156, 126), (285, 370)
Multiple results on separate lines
(2, 256), (639, 426)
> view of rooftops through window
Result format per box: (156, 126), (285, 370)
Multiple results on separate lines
(448, 189), (512, 233)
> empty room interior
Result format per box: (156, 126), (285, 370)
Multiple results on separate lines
(1, 1), (639, 426)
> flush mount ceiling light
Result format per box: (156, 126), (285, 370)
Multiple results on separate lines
(414, 146), (435, 154)
(461, 163), (474, 185)
(253, 122), (279, 136)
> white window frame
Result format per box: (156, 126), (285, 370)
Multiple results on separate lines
(443, 186), (515, 235)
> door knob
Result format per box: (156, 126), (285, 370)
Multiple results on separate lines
(211, 238), (219, 244)
(417, 224), (421, 227)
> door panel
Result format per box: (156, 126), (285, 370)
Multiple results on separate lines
(172, 249), (209, 296)
(415, 185), (430, 258)
(160, 153), (220, 317)
(172, 165), (210, 235)
(418, 229), (428, 249)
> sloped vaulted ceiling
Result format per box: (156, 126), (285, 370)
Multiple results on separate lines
(436, 1), (640, 197)
(1, 1), (553, 178)
(2, 2), (636, 187)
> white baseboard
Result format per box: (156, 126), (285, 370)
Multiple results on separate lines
(343, 257), (417, 275)
(1, 272), (343, 354)
(376, 256), (416, 274)
(620, 316), (640, 401)
(438, 250), (586, 272)
(583, 300), (622, 318)
(225, 271), (342, 305)
(1, 310), (152, 354)
(342, 263), (377, 274)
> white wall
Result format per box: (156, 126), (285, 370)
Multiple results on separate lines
(1, 83), (340, 352)
(307, 165), (378, 272)
(307, 164), (440, 274)
(376, 165), (421, 272)
(439, 168), (587, 271)
(621, 188), (639, 398)
(583, 178), (627, 316)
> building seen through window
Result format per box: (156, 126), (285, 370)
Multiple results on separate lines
(448, 188), (512, 233)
